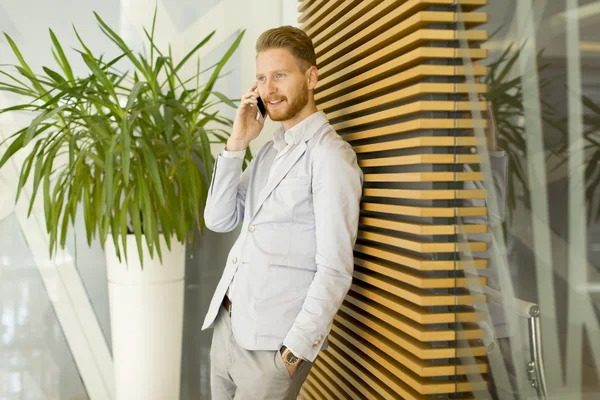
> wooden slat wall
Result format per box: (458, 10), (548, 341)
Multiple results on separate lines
(298, 1), (490, 399)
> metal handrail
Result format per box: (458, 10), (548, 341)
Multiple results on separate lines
(483, 288), (548, 399)
(526, 304), (548, 399)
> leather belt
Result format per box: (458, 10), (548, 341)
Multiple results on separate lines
(222, 295), (232, 313)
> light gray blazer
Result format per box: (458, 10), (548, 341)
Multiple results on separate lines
(201, 111), (363, 362)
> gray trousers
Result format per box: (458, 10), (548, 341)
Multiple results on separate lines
(210, 304), (314, 399)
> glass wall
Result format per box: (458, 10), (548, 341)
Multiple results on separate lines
(464, 0), (600, 398)
(0, 214), (89, 400)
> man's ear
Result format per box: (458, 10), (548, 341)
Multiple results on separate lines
(307, 65), (318, 91)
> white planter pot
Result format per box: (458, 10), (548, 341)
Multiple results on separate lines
(106, 235), (186, 400)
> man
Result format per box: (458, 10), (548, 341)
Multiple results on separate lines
(201, 26), (363, 400)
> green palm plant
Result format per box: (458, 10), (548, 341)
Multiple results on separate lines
(0, 10), (249, 265)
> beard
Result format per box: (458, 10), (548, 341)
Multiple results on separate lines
(266, 82), (309, 122)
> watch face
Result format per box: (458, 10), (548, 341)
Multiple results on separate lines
(286, 352), (300, 365)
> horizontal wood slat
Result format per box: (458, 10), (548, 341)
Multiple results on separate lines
(342, 118), (488, 142)
(316, 351), (402, 399)
(317, 65), (488, 106)
(353, 268), (487, 306)
(301, 0), (371, 38)
(332, 101), (488, 131)
(363, 172), (484, 183)
(314, 1), (487, 57)
(359, 154), (481, 168)
(301, 0), (492, 397)
(354, 256), (488, 288)
(337, 304), (487, 359)
(348, 284), (484, 327)
(327, 82), (488, 117)
(361, 202), (488, 218)
(303, 371), (350, 400)
(320, 35), (487, 88)
(362, 188), (485, 200)
(323, 343), (430, 399)
(318, 47), (487, 95)
(327, 332), (488, 394)
(319, 29), (487, 80)
(299, 0), (344, 31)
(359, 216), (487, 235)
(352, 136), (478, 154)
(358, 230), (488, 254)
(297, 0), (326, 18)
(331, 321), (489, 377)
(354, 244), (488, 271)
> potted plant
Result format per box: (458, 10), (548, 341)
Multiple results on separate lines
(0, 9), (248, 400)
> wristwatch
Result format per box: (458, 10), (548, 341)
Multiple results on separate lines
(280, 345), (302, 367)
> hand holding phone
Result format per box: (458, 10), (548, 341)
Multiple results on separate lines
(228, 82), (266, 151)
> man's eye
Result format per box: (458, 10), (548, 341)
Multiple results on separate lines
(258, 77), (266, 82)
(276, 74), (284, 79)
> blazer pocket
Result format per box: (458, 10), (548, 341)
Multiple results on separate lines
(279, 176), (310, 185)
(254, 263), (314, 301)
(270, 263), (316, 272)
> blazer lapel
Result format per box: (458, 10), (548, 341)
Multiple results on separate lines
(250, 141), (307, 220)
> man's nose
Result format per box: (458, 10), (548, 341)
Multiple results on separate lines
(267, 80), (277, 95)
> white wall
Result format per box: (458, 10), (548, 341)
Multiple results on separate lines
(0, 1), (300, 398)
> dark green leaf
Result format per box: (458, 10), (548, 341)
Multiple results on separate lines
(15, 140), (42, 202)
(49, 29), (75, 82)
(83, 173), (94, 245)
(43, 66), (67, 85)
(3, 33), (47, 97)
(126, 81), (146, 109)
(81, 53), (118, 102)
(149, 4), (158, 64)
(104, 136), (118, 215)
(194, 31), (244, 109)
(212, 91), (237, 108)
(93, 12), (148, 79)
(173, 31), (216, 74)
(0, 132), (25, 169)
(24, 104), (67, 145)
(130, 188), (144, 266)
(121, 115), (131, 186)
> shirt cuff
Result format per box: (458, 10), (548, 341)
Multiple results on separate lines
(221, 148), (246, 159)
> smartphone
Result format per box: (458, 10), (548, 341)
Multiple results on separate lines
(256, 96), (267, 119)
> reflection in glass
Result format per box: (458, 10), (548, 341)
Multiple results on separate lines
(0, 214), (89, 400)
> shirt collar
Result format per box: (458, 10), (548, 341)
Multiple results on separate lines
(273, 111), (327, 151)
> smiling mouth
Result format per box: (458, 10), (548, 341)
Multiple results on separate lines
(268, 100), (284, 105)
